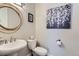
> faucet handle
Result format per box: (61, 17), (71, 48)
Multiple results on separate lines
(5, 40), (8, 44)
(0, 40), (4, 45)
(10, 36), (13, 42)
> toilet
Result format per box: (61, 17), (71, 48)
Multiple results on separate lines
(27, 39), (47, 56)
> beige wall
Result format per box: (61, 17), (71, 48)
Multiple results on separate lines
(0, 3), (35, 41)
(35, 3), (79, 56)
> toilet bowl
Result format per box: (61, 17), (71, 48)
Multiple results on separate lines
(27, 39), (47, 56)
(33, 47), (47, 56)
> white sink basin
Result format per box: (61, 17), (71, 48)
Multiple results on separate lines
(0, 39), (27, 55)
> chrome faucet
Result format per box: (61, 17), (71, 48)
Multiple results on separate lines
(0, 40), (4, 45)
(10, 36), (16, 43)
(0, 36), (17, 45)
(0, 39), (8, 45)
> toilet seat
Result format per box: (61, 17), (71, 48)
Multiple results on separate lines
(33, 47), (47, 56)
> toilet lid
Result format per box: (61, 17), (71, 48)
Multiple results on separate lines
(33, 47), (47, 56)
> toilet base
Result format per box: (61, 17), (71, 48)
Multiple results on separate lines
(32, 52), (39, 56)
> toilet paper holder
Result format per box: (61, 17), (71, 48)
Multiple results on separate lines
(56, 39), (62, 47)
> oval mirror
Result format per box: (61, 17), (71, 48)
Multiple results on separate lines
(0, 3), (23, 33)
(0, 7), (20, 28)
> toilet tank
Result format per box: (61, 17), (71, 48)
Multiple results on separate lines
(27, 39), (36, 50)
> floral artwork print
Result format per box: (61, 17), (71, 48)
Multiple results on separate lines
(47, 4), (72, 29)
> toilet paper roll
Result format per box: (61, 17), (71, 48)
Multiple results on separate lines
(56, 40), (62, 46)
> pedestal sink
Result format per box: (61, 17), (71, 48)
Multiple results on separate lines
(0, 39), (27, 56)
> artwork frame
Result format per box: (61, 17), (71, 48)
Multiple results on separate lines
(28, 13), (33, 22)
(47, 4), (72, 29)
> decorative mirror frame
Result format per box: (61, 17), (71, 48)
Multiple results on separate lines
(0, 3), (23, 33)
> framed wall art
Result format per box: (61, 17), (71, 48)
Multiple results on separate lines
(47, 4), (72, 29)
(28, 13), (33, 22)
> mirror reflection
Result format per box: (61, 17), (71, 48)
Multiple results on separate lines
(0, 7), (20, 29)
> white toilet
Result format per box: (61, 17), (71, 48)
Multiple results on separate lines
(27, 39), (47, 56)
